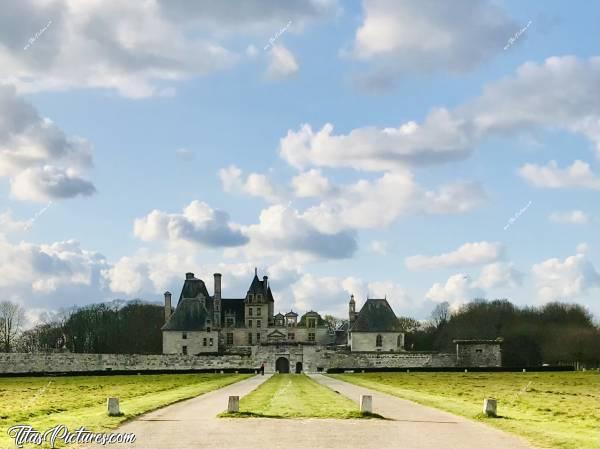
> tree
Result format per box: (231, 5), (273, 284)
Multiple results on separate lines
(0, 301), (26, 352)
(431, 302), (450, 328)
(323, 314), (344, 331)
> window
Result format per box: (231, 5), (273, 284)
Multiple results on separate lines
(209, 338), (214, 346)
(288, 333), (295, 340)
(248, 320), (253, 328)
(397, 335), (403, 347)
(226, 318), (234, 327)
(182, 345), (188, 355)
(257, 307), (261, 316)
(308, 318), (316, 328)
(257, 294), (262, 301)
(376, 334), (383, 347)
(256, 333), (261, 342)
(475, 348), (483, 353)
(248, 333), (253, 344)
(248, 294), (253, 302)
(226, 333), (233, 345)
(182, 332), (187, 339)
(206, 327), (211, 332)
(257, 320), (261, 328)
(308, 332), (315, 342)
(203, 338), (207, 346)
(249, 307), (253, 316)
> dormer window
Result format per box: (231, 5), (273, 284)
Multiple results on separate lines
(257, 294), (262, 301)
(248, 294), (254, 303)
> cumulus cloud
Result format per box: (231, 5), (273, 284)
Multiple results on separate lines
(406, 241), (504, 271)
(350, 0), (518, 89)
(425, 273), (484, 309)
(0, 235), (107, 310)
(0, 85), (95, 201)
(291, 169), (333, 198)
(134, 200), (248, 247)
(266, 45), (299, 80)
(289, 273), (411, 317)
(520, 160), (600, 190)
(219, 165), (283, 203)
(0, 1), (335, 97)
(301, 172), (485, 233)
(549, 210), (591, 225)
(474, 262), (523, 289)
(532, 252), (600, 302)
(242, 204), (357, 260)
(280, 57), (600, 173)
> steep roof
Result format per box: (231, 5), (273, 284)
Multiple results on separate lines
(162, 298), (208, 331)
(247, 270), (275, 302)
(221, 298), (245, 326)
(351, 298), (402, 332)
(179, 277), (210, 303)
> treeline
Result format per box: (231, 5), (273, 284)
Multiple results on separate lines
(403, 300), (600, 367)
(13, 301), (164, 354)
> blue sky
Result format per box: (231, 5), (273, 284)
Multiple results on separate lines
(1, 0), (599, 323)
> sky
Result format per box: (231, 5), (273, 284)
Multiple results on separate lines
(0, 0), (599, 325)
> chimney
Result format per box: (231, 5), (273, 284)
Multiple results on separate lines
(213, 273), (222, 330)
(214, 273), (222, 299)
(164, 291), (172, 323)
(349, 294), (356, 323)
(263, 275), (268, 290)
(185, 272), (194, 280)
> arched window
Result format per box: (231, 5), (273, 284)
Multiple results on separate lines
(376, 334), (383, 347)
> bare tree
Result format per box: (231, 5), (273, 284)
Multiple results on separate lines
(0, 301), (26, 352)
(431, 301), (450, 328)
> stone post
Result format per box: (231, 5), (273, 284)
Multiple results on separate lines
(107, 397), (120, 416)
(360, 395), (372, 413)
(228, 396), (239, 413)
(483, 398), (497, 417)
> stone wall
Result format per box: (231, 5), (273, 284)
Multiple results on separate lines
(1, 345), (488, 375)
(0, 352), (256, 374)
(456, 342), (502, 367)
(350, 332), (404, 352)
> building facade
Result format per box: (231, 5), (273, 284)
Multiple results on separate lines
(161, 271), (502, 372)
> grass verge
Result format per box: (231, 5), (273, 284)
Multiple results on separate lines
(221, 374), (377, 419)
(331, 371), (599, 449)
(0, 373), (250, 448)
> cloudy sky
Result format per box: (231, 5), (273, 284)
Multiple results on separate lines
(1, 0), (599, 324)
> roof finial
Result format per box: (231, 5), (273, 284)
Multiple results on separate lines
(254, 267), (257, 276)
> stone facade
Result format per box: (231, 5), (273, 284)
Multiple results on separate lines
(455, 339), (503, 367)
(350, 332), (404, 352)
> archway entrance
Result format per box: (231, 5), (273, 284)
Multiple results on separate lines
(275, 357), (289, 373)
(295, 362), (302, 374)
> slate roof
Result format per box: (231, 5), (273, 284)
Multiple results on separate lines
(247, 270), (275, 302)
(221, 298), (245, 327)
(162, 298), (208, 331)
(179, 277), (210, 302)
(350, 298), (402, 332)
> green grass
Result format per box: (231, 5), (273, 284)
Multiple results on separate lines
(222, 374), (373, 419)
(331, 371), (599, 449)
(0, 373), (250, 448)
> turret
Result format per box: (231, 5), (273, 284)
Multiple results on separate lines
(349, 294), (356, 324)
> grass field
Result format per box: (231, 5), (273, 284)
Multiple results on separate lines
(222, 374), (370, 419)
(331, 371), (599, 449)
(0, 373), (250, 448)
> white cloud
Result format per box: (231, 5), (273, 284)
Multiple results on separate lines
(266, 45), (299, 80)
(219, 165), (282, 203)
(532, 253), (600, 302)
(406, 241), (503, 271)
(0, 210), (30, 233)
(175, 148), (194, 161)
(425, 273), (485, 309)
(0, 85), (95, 202)
(301, 172), (485, 233)
(0, 1), (336, 98)
(474, 262), (523, 289)
(350, 0), (518, 89)
(520, 160), (600, 190)
(242, 204), (357, 260)
(291, 169), (333, 198)
(134, 200), (248, 247)
(549, 210), (591, 225)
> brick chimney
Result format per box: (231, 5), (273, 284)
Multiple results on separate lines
(213, 273), (222, 329)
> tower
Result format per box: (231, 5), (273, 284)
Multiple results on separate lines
(164, 291), (172, 323)
(213, 273), (222, 329)
(349, 294), (356, 324)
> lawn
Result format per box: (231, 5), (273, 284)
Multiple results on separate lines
(222, 374), (369, 419)
(331, 371), (599, 449)
(0, 373), (250, 448)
